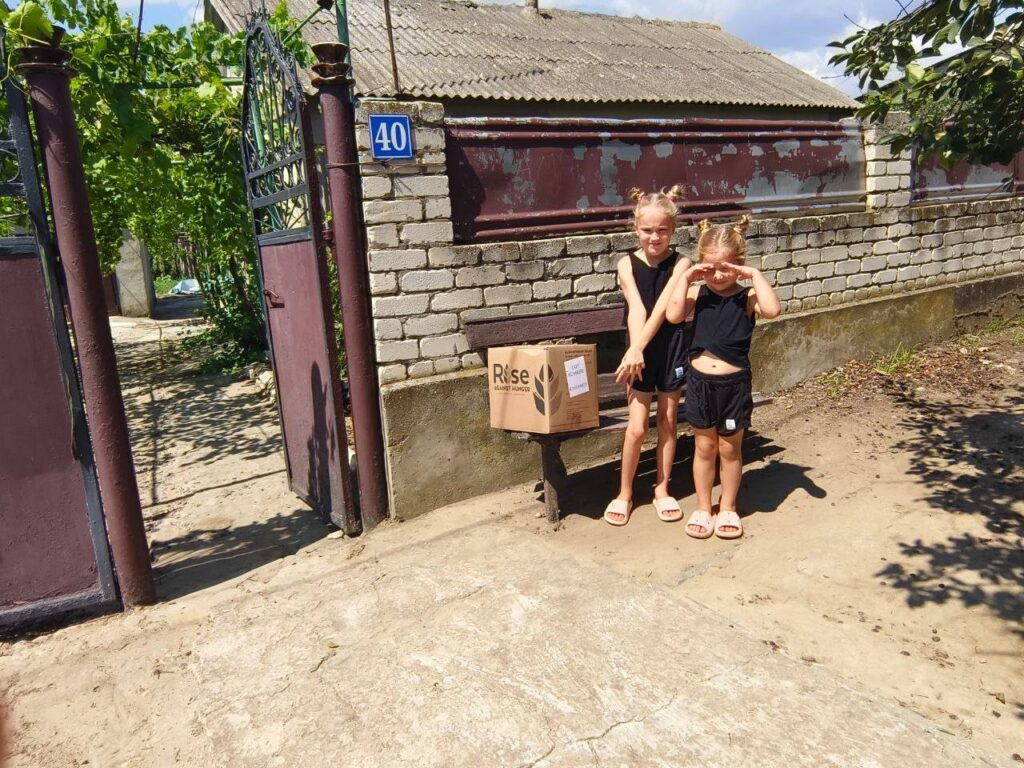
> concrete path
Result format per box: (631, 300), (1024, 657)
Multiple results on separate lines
(2, 501), (1008, 767)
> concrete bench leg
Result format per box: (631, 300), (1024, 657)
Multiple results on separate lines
(538, 437), (567, 525)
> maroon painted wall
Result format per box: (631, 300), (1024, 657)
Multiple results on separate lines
(0, 250), (101, 608)
(913, 150), (1024, 203)
(445, 117), (865, 242)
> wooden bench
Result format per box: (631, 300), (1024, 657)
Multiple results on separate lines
(466, 305), (770, 524)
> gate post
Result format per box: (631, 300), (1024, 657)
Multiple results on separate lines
(312, 43), (389, 527)
(17, 45), (156, 606)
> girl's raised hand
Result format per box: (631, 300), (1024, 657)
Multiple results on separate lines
(721, 262), (758, 280)
(684, 263), (713, 281)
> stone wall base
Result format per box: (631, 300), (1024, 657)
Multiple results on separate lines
(379, 272), (1024, 520)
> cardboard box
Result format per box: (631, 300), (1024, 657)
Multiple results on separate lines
(488, 344), (600, 434)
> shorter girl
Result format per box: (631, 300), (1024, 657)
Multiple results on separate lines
(604, 187), (693, 526)
(666, 217), (781, 540)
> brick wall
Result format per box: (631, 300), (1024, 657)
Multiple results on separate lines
(356, 101), (1024, 384)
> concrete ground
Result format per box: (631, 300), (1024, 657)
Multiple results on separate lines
(0, 310), (1020, 767)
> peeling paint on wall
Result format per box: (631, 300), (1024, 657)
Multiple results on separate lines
(597, 141), (642, 206)
(653, 142), (673, 158)
(445, 117), (866, 241)
(773, 140), (801, 158)
(914, 151), (1023, 202)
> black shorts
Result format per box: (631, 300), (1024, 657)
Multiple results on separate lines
(683, 367), (753, 435)
(631, 326), (689, 394)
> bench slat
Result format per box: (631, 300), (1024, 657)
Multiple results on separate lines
(465, 304), (625, 348)
(597, 372), (627, 406)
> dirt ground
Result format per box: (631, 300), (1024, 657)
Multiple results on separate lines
(529, 323), (1024, 757)
(0, 304), (1021, 765)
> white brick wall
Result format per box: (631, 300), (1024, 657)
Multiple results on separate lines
(358, 99), (1024, 382)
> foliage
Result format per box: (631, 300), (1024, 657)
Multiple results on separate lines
(3, 1), (54, 45)
(1, 0), (312, 372)
(873, 342), (921, 376)
(830, 1), (1024, 166)
(153, 274), (177, 294)
(959, 313), (1024, 347)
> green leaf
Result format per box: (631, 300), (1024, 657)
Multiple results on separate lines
(906, 62), (926, 83)
(7, 1), (55, 44)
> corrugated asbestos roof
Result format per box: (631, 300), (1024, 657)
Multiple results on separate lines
(211, 0), (859, 110)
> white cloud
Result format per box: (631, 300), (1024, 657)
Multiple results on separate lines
(116, 0), (206, 25)
(116, 0), (196, 9)
(481, 1), (897, 97)
(774, 14), (884, 98)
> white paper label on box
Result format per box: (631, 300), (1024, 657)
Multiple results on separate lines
(564, 356), (590, 398)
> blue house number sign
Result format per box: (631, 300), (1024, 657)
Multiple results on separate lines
(368, 114), (413, 160)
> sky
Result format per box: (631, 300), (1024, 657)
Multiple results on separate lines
(116, 0), (912, 97)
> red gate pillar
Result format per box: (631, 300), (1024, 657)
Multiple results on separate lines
(311, 43), (389, 528)
(17, 45), (155, 606)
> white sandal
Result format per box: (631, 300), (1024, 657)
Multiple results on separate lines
(603, 499), (632, 526)
(654, 496), (683, 522)
(715, 510), (743, 539)
(685, 509), (715, 539)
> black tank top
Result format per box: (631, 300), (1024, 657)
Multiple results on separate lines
(630, 250), (685, 346)
(690, 284), (755, 370)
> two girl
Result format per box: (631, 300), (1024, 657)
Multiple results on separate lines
(605, 192), (781, 540)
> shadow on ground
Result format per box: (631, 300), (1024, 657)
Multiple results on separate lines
(551, 431), (824, 521)
(153, 295), (203, 321)
(116, 334), (281, 480)
(152, 509), (329, 600)
(878, 392), (1024, 642)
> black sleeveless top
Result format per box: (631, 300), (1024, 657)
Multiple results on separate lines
(689, 284), (755, 370)
(630, 250), (685, 346)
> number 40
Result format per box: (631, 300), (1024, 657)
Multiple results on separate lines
(374, 120), (408, 152)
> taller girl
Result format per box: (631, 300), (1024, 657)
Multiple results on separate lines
(604, 187), (692, 526)
(666, 217), (781, 539)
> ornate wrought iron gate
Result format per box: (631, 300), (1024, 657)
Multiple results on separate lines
(0, 32), (118, 629)
(242, 17), (358, 533)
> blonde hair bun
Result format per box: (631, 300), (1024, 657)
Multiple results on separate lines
(664, 183), (685, 200)
(696, 215), (749, 264)
(628, 184), (684, 230)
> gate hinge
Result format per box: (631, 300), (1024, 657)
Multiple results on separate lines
(322, 227), (334, 246)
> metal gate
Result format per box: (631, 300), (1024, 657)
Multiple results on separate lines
(241, 17), (358, 534)
(0, 32), (118, 629)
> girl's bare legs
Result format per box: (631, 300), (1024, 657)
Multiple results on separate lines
(716, 430), (744, 532)
(653, 391), (681, 499)
(608, 389), (654, 523)
(688, 427), (719, 535)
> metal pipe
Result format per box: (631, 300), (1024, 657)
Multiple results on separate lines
(282, 4), (323, 44)
(334, 0), (351, 50)
(445, 130), (849, 142)
(444, 116), (851, 130)
(312, 44), (389, 528)
(17, 47), (156, 607)
(469, 203), (869, 242)
(471, 190), (865, 225)
(382, 0), (401, 94)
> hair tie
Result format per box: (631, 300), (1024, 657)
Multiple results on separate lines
(664, 183), (685, 202)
